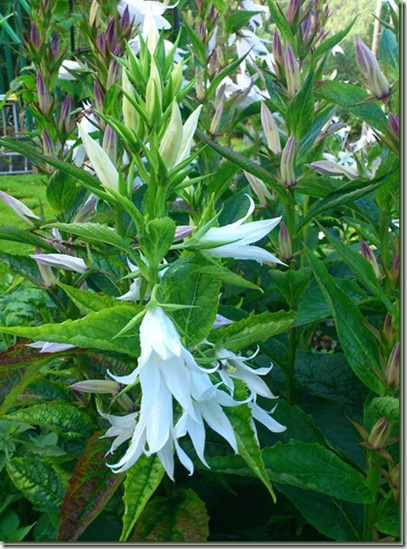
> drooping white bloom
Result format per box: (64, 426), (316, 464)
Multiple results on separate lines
(240, 0), (269, 29)
(219, 72), (269, 108)
(118, 0), (174, 31)
(192, 195), (285, 265)
(105, 306), (240, 478)
(229, 28), (270, 63)
(58, 60), (85, 81)
(30, 253), (88, 273)
(0, 191), (40, 226)
(77, 123), (119, 193)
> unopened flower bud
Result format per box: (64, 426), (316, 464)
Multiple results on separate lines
(198, 19), (206, 41)
(94, 80), (104, 113)
(102, 124), (117, 164)
(32, 247), (54, 287)
(31, 252), (88, 273)
(287, 0), (300, 25)
(209, 101), (224, 134)
(41, 129), (54, 157)
(301, 15), (312, 43)
(273, 31), (284, 70)
(367, 417), (389, 450)
(195, 70), (204, 101)
(355, 35), (390, 100)
(50, 32), (60, 58)
(70, 379), (121, 394)
(360, 239), (380, 278)
(0, 191), (40, 226)
(36, 72), (50, 113)
(159, 100), (183, 168)
(122, 70), (138, 130)
(145, 60), (162, 124)
(285, 45), (301, 98)
(385, 342), (399, 388)
(90, 0), (101, 26)
(383, 313), (395, 345)
(388, 113), (399, 139)
(280, 134), (296, 187)
(278, 221), (293, 260)
(96, 29), (106, 55)
(307, 160), (359, 179)
(174, 225), (195, 242)
(106, 18), (116, 52)
(120, 5), (131, 32)
(244, 171), (272, 206)
(30, 23), (41, 50)
(261, 103), (281, 155)
(389, 464), (399, 492)
(58, 95), (72, 133)
(208, 50), (218, 77)
(106, 46), (121, 89)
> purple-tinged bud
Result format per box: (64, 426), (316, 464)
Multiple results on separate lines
(174, 225), (195, 242)
(195, 0), (203, 11)
(106, 18), (116, 52)
(106, 46), (122, 89)
(30, 23), (41, 49)
(41, 129), (54, 157)
(198, 20), (206, 41)
(58, 95), (72, 133)
(94, 80), (104, 113)
(355, 35), (390, 100)
(30, 252), (88, 273)
(120, 5), (131, 32)
(322, 5), (329, 19)
(280, 134), (296, 187)
(301, 14), (312, 43)
(261, 103), (281, 156)
(273, 31), (284, 69)
(307, 160), (359, 179)
(208, 50), (218, 77)
(209, 101), (224, 135)
(278, 221), (293, 260)
(360, 239), (380, 278)
(73, 194), (98, 223)
(312, 9), (319, 31)
(209, 5), (216, 23)
(36, 72), (50, 113)
(385, 342), (399, 388)
(367, 417), (389, 450)
(50, 32), (60, 58)
(287, 0), (301, 25)
(96, 29), (106, 54)
(244, 171), (272, 206)
(0, 190), (40, 226)
(102, 124), (117, 164)
(388, 113), (399, 138)
(70, 379), (121, 394)
(285, 45), (301, 98)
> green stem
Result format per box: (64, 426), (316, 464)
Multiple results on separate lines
(286, 326), (297, 405)
(363, 453), (381, 541)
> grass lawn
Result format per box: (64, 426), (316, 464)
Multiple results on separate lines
(0, 173), (50, 254)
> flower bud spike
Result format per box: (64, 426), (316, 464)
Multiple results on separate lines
(51, 32), (60, 58)
(280, 134), (296, 187)
(278, 221), (293, 261)
(36, 72), (50, 114)
(285, 45), (301, 98)
(360, 239), (380, 278)
(261, 103), (281, 156)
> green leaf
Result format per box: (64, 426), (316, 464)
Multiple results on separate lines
(297, 107), (335, 163)
(368, 396), (399, 423)
(270, 268), (312, 307)
(160, 257), (221, 345)
(275, 484), (361, 541)
(207, 53), (250, 99)
(46, 170), (81, 213)
(314, 81), (387, 133)
(297, 167), (398, 232)
(262, 440), (373, 503)
(225, 10), (262, 34)
(130, 488), (209, 542)
(182, 23), (206, 66)
(0, 226), (55, 252)
(57, 282), (124, 313)
(305, 249), (383, 394)
(314, 18), (357, 59)
(267, 1), (295, 47)
(0, 304), (143, 356)
(139, 217), (175, 266)
(225, 380), (276, 501)
(6, 402), (93, 439)
(379, 28), (399, 82)
(44, 222), (134, 255)
(120, 454), (165, 541)
(321, 230), (397, 316)
(58, 433), (125, 542)
(196, 264), (261, 291)
(0, 510), (34, 542)
(6, 456), (65, 512)
(209, 310), (295, 352)
(286, 70), (315, 140)
(375, 498), (399, 537)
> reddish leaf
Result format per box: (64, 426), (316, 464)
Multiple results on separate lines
(58, 432), (125, 541)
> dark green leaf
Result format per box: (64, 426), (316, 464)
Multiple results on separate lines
(314, 18), (357, 59)
(57, 282), (124, 313)
(375, 498), (399, 537)
(139, 217), (175, 266)
(379, 28), (399, 81)
(0, 226), (55, 252)
(368, 396), (399, 423)
(46, 170), (81, 213)
(225, 11), (262, 34)
(286, 70), (315, 140)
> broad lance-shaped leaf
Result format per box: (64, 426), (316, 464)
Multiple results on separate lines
(262, 441), (374, 503)
(368, 396), (399, 422)
(139, 217), (176, 266)
(321, 228), (397, 316)
(286, 69), (315, 140)
(209, 310), (295, 352)
(314, 17), (357, 59)
(57, 282), (123, 313)
(120, 454), (165, 541)
(224, 380), (277, 502)
(130, 488), (209, 542)
(6, 402), (93, 439)
(0, 226), (56, 251)
(58, 433), (125, 542)
(6, 457), (65, 513)
(305, 249), (384, 395)
(43, 222), (134, 255)
(0, 304), (143, 357)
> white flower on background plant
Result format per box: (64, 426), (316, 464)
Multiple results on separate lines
(30, 253), (88, 273)
(118, 0), (175, 30)
(0, 191), (40, 226)
(58, 60), (85, 81)
(191, 195), (284, 265)
(219, 72), (268, 108)
(229, 28), (269, 63)
(105, 306), (240, 478)
(240, 0), (269, 29)
(26, 341), (76, 353)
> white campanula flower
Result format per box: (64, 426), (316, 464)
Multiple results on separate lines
(240, 0), (269, 29)
(192, 195), (284, 265)
(0, 191), (40, 226)
(229, 28), (270, 63)
(26, 341), (76, 353)
(105, 306), (239, 479)
(30, 253), (88, 273)
(118, 0), (174, 31)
